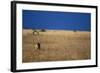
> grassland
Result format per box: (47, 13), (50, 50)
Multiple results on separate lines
(22, 29), (91, 63)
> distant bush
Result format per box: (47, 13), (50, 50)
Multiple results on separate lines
(40, 29), (46, 32)
(73, 30), (77, 32)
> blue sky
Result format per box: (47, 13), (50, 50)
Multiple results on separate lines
(23, 10), (91, 31)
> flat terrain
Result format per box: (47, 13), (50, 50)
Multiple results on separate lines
(22, 29), (91, 63)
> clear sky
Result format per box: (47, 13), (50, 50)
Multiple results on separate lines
(23, 10), (91, 31)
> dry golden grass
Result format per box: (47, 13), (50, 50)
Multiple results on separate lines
(22, 29), (91, 63)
